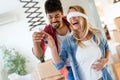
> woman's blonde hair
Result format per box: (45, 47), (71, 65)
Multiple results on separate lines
(68, 5), (100, 47)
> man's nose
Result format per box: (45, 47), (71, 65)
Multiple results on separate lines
(52, 17), (57, 22)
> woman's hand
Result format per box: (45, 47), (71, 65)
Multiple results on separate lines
(91, 58), (109, 71)
(41, 31), (56, 48)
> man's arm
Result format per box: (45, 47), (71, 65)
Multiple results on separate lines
(32, 31), (46, 61)
(33, 42), (44, 58)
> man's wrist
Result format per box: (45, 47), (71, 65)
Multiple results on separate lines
(37, 56), (45, 63)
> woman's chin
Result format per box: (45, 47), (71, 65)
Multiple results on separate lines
(73, 26), (79, 30)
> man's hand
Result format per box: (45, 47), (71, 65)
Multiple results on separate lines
(32, 31), (44, 43)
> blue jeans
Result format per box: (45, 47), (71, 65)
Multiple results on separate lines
(67, 66), (75, 80)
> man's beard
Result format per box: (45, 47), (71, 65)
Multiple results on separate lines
(52, 22), (60, 30)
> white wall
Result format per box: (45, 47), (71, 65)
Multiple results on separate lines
(103, 2), (120, 25)
(0, 9), (39, 72)
(0, 0), (47, 76)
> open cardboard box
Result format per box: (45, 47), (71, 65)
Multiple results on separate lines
(31, 59), (64, 80)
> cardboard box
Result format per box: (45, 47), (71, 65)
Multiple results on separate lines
(112, 53), (120, 62)
(112, 61), (120, 80)
(116, 45), (120, 58)
(114, 16), (120, 30)
(112, 30), (120, 43)
(31, 59), (64, 80)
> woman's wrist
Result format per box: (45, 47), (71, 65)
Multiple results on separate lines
(103, 58), (109, 65)
(51, 46), (57, 51)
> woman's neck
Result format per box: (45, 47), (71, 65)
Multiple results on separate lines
(75, 31), (92, 41)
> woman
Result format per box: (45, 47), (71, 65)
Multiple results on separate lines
(42, 5), (113, 80)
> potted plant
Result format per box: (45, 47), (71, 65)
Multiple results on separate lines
(0, 46), (28, 75)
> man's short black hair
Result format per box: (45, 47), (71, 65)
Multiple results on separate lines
(45, 0), (63, 14)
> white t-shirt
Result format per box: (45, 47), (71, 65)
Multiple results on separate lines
(45, 31), (70, 60)
(57, 31), (70, 66)
(57, 31), (70, 48)
(76, 38), (102, 80)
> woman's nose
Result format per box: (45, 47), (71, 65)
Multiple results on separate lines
(70, 17), (76, 21)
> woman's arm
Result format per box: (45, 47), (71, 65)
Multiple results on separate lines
(42, 31), (68, 70)
(50, 46), (61, 64)
(92, 34), (111, 71)
(41, 31), (61, 64)
(92, 50), (111, 71)
(104, 50), (111, 63)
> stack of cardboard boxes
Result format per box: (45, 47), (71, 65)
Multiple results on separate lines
(112, 45), (120, 80)
(112, 16), (120, 80)
(112, 30), (120, 43)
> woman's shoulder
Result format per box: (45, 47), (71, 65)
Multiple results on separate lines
(64, 33), (75, 41)
(62, 34), (75, 46)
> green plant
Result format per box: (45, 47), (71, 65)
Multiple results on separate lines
(0, 46), (27, 75)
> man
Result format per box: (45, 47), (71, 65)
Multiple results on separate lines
(32, 0), (73, 79)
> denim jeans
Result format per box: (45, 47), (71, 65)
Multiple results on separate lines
(67, 66), (75, 80)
